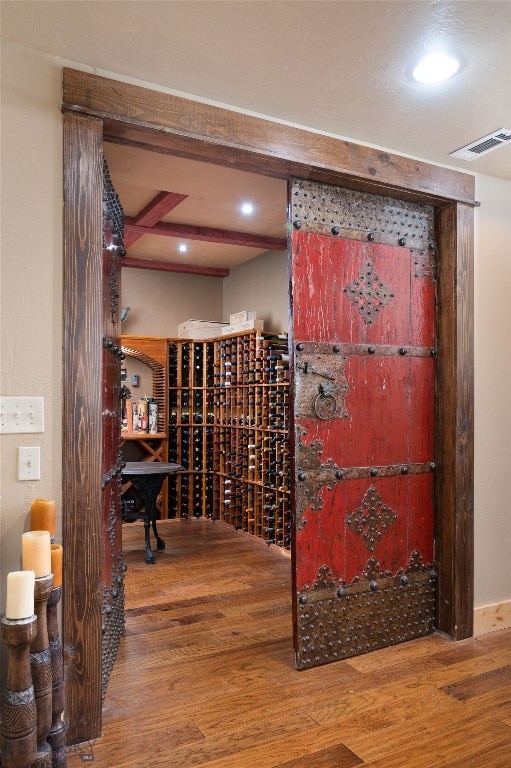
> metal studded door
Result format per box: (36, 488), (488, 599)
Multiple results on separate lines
(101, 159), (126, 696)
(290, 179), (437, 669)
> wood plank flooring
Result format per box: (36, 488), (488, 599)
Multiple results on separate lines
(66, 519), (511, 767)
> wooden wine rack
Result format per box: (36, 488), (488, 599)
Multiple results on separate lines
(168, 332), (291, 549)
(167, 340), (215, 520)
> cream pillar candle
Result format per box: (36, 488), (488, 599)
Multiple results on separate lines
(5, 570), (35, 619)
(22, 531), (52, 577)
(30, 499), (56, 537)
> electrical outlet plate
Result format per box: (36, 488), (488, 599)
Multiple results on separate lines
(18, 447), (41, 481)
(0, 397), (44, 433)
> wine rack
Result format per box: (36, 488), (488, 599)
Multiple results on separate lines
(168, 332), (291, 549)
(168, 340), (216, 520)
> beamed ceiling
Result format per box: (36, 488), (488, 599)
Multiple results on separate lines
(103, 143), (288, 275)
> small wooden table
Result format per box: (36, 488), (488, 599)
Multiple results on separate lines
(121, 462), (184, 564)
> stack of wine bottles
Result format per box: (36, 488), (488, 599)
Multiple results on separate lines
(168, 341), (215, 519)
(167, 332), (291, 549)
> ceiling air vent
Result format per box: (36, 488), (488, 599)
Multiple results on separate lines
(450, 128), (511, 161)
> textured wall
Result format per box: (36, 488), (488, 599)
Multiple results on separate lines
(473, 173), (511, 607)
(121, 267), (223, 338)
(222, 250), (288, 332)
(1, 42), (63, 602)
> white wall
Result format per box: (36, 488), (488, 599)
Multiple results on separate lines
(1, 43), (63, 607)
(121, 267), (223, 338)
(473, 173), (511, 607)
(222, 250), (288, 332)
(1, 41), (510, 628)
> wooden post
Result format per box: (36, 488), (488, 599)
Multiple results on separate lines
(62, 112), (104, 745)
(435, 202), (475, 639)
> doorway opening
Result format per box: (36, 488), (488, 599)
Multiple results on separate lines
(62, 68), (474, 745)
(104, 139), (294, 692)
(106, 139), (289, 549)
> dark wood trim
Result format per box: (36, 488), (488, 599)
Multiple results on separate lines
(122, 255), (229, 278)
(62, 68), (474, 743)
(435, 202), (475, 639)
(62, 113), (104, 743)
(124, 217), (287, 250)
(124, 230), (143, 247)
(135, 190), (189, 226)
(125, 191), (189, 246)
(62, 69), (476, 206)
(102, 120), (474, 208)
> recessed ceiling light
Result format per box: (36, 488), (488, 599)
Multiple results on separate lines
(178, 243), (188, 253)
(412, 52), (460, 83)
(241, 202), (254, 215)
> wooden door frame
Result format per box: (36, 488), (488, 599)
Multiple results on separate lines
(62, 68), (474, 744)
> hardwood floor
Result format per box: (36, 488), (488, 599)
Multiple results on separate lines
(67, 520), (511, 767)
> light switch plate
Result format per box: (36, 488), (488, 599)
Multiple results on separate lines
(18, 447), (41, 481)
(0, 397), (44, 433)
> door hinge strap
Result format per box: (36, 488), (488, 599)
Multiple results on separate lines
(296, 461), (436, 483)
(295, 341), (436, 358)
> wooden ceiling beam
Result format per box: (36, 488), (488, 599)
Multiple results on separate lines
(135, 190), (189, 226)
(124, 190), (189, 247)
(124, 217), (287, 250)
(122, 255), (229, 278)
(124, 230), (144, 247)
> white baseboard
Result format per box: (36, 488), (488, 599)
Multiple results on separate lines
(473, 600), (511, 635)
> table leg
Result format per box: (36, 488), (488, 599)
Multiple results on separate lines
(152, 518), (165, 551)
(131, 475), (166, 564)
(142, 515), (154, 564)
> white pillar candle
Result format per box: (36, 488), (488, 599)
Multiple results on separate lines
(5, 570), (35, 619)
(22, 530), (51, 577)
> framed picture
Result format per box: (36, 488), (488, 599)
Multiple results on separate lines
(121, 368), (127, 382)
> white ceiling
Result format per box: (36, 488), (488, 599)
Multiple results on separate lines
(2, 0), (510, 180)
(3, 1), (510, 270)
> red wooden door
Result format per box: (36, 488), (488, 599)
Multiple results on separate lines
(101, 159), (126, 695)
(290, 180), (437, 669)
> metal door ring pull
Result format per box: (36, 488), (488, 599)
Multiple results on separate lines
(312, 391), (338, 420)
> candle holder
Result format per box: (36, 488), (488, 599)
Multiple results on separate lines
(46, 586), (66, 768)
(1, 615), (38, 768)
(30, 574), (54, 768)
